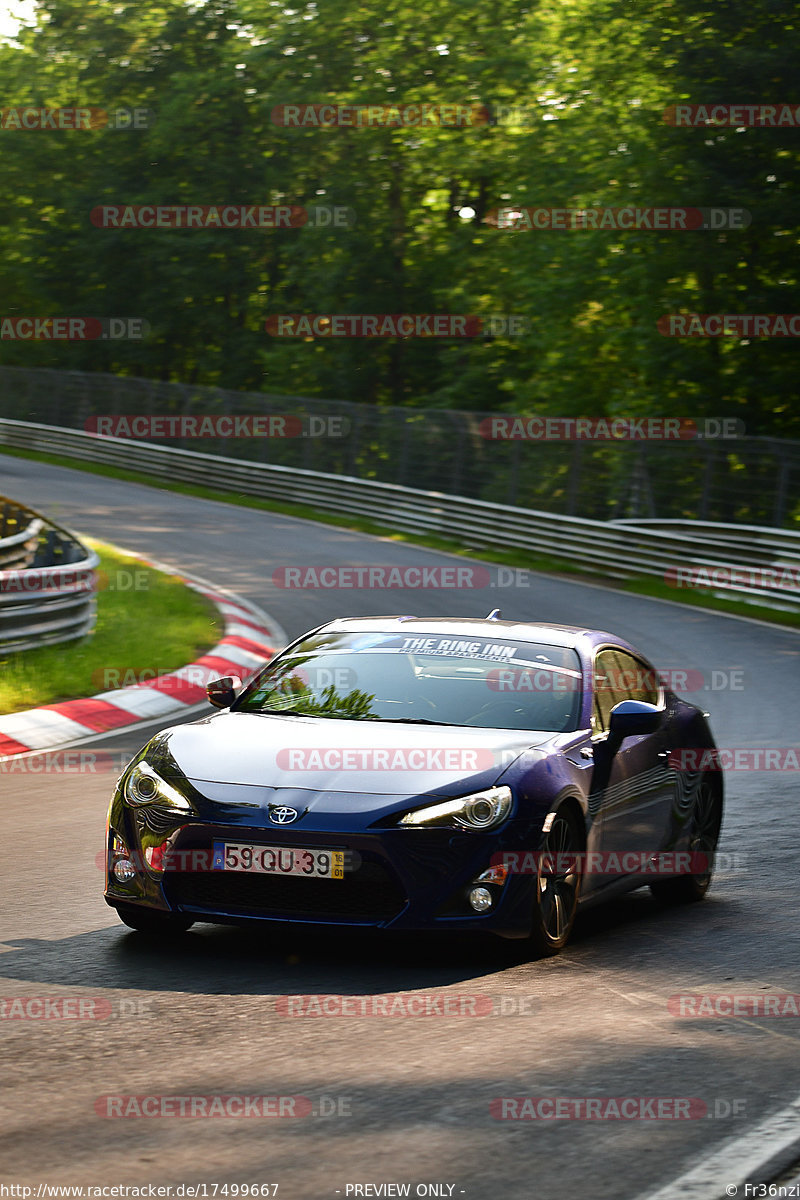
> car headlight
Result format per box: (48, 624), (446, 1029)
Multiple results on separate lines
(399, 786), (512, 831)
(124, 762), (193, 811)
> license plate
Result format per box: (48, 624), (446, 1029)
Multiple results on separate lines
(212, 841), (344, 879)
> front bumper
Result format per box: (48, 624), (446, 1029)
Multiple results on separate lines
(105, 807), (540, 939)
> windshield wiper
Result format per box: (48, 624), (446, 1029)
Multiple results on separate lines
(251, 710), (459, 724)
(374, 717), (462, 726)
(254, 707), (333, 717)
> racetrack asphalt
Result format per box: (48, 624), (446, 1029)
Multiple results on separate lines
(1, 453), (799, 1200)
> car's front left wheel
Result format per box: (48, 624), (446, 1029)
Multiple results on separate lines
(527, 806), (583, 958)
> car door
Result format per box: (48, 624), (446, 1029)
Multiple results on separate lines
(589, 648), (674, 873)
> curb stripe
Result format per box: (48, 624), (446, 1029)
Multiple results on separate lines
(0, 558), (279, 758)
(94, 687), (193, 719)
(0, 733), (33, 756)
(218, 634), (276, 656)
(138, 675), (209, 702)
(40, 699), (141, 732)
(191, 653), (257, 676)
(0, 709), (96, 748)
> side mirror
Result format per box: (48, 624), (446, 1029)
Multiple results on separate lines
(608, 699), (662, 739)
(206, 675), (243, 709)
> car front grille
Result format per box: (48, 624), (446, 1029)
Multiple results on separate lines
(163, 860), (406, 924)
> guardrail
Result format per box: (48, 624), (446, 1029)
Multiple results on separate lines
(612, 517), (800, 554)
(0, 490), (99, 653)
(2, 365), (799, 527)
(610, 519), (800, 589)
(1, 418), (798, 614)
(0, 499), (42, 570)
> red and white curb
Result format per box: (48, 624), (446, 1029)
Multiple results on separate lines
(0, 556), (283, 759)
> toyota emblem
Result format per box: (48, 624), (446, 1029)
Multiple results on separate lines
(269, 805), (299, 825)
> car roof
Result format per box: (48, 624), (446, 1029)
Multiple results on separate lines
(316, 615), (625, 652)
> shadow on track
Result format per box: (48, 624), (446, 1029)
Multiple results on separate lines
(0, 886), (736, 997)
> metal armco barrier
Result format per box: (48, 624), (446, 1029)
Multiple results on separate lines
(0, 499), (42, 570)
(0, 489), (99, 652)
(0, 419), (798, 613)
(1, 365), (798, 526)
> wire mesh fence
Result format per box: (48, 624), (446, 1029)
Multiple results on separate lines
(1, 366), (798, 527)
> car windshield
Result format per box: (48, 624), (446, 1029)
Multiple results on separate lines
(235, 631), (583, 731)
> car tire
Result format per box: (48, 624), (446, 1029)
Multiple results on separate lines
(650, 777), (722, 905)
(527, 806), (583, 958)
(114, 904), (195, 935)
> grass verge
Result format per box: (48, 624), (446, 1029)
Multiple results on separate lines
(0, 536), (221, 715)
(1, 443), (798, 632)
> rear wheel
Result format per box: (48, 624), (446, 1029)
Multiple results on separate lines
(650, 778), (722, 905)
(114, 904), (194, 935)
(527, 807), (583, 957)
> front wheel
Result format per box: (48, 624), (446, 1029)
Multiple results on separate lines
(527, 808), (583, 958)
(651, 778), (722, 905)
(114, 904), (194, 936)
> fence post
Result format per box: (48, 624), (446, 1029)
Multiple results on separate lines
(773, 447), (790, 527)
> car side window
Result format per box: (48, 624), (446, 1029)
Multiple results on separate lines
(591, 648), (660, 735)
(592, 649), (622, 734)
(612, 651), (660, 705)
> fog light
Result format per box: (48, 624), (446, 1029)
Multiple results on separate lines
(469, 886), (493, 913)
(113, 858), (136, 883)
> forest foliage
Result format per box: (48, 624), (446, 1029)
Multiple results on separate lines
(1, 0), (798, 437)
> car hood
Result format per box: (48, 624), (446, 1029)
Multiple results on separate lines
(161, 711), (555, 800)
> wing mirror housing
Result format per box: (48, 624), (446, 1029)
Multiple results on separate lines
(608, 699), (662, 739)
(206, 675), (243, 709)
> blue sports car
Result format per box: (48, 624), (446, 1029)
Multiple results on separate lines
(105, 614), (724, 956)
